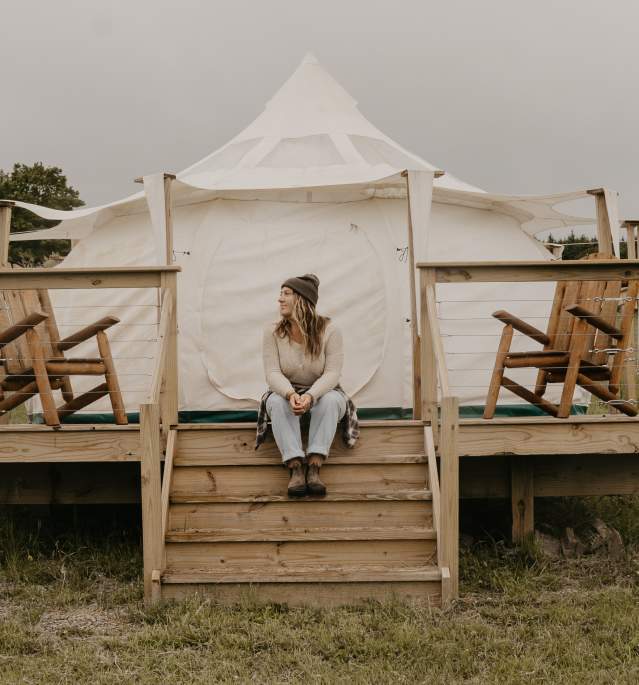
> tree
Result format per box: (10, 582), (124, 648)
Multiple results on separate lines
(546, 231), (628, 260)
(0, 162), (84, 266)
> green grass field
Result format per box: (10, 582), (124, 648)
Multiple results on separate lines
(0, 499), (638, 684)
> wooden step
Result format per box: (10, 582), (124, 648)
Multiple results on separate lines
(169, 491), (431, 503)
(175, 453), (427, 467)
(162, 564), (441, 584)
(160, 578), (442, 607)
(174, 423), (424, 466)
(165, 525), (436, 543)
(165, 539), (437, 569)
(161, 421), (438, 607)
(169, 463), (429, 502)
(168, 500), (432, 533)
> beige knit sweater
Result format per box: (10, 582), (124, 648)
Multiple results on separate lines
(262, 321), (343, 402)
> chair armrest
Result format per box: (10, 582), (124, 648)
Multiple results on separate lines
(564, 305), (623, 340)
(492, 310), (550, 345)
(57, 316), (120, 352)
(0, 312), (48, 349)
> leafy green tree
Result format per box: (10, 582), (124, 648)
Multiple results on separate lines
(0, 162), (84, 266)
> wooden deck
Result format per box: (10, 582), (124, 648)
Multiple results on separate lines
(3, 415), (638, 464)
(3, 255), (639, 606)
(2, 416), (638, 510)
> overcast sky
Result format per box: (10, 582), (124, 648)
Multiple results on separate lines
(1, 0), (638, 231)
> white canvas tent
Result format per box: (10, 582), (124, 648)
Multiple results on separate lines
(8, 54), (598, 418)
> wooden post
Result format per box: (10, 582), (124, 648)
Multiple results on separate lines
(623, 221), (639, 403)
(160, 270), (178, 431)
(440, 395), (459, 598)
(511, 456), (534, 544)
(140, 402), (163, 603)
(440, 566), (452, 608)
(0, 201), (14, 267)
(587, 188), (616, 257)
(0, 202), (14, 424)
(135, 172), (176, 266)
(136, 173), (179, 430)
(420, 268), (439, 441)
(406, 175), (421, 420)
(163, 174), (175, 265)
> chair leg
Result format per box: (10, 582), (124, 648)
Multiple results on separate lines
(558, 354), (581, 418)
(96, 330), (127, 425)
(534, 369), (549, 398)
(484, 325), (513, 419)
(558, 320), (589, 418)
(60, 377), (74, 404)
(26, 329), (60, 428)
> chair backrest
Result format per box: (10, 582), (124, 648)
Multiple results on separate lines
(545, 253), (637, 371)
(0, 288), (59, 375)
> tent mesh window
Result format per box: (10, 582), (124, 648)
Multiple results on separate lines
(349, 135), (417, 169)
(257, 134), (344, 168)
(188, 138), (262, 173)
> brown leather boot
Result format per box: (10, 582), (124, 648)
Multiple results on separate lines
(286, 458), (306, 497)
(306, 454), (326, 497)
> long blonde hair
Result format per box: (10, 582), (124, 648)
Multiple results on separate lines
(275, 293), (330, 358)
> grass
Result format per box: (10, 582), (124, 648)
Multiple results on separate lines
(0, 502), (638, 684)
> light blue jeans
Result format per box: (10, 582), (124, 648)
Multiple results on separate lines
(266, 390), (347, 464)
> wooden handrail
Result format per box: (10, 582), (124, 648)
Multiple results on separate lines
(424, 425), (440, 547)
(423, 282), (451, 396)
(0, 266), (180, 291)
(417, 259), (639, 284)
(161, 429), (177, 542)
(148, 292), (173, 405)
(139, 271), (179, 603)
(419, 267), (460, 602)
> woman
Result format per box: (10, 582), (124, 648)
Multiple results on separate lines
(260, 273), (350, 497)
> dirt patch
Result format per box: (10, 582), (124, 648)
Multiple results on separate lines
(37, 604), (126, 637)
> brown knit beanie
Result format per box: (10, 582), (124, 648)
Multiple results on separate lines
(281, 273), (320, 307)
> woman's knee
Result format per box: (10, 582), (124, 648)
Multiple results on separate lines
(315, 391), (346, 417)
(266, 393), (290, 417)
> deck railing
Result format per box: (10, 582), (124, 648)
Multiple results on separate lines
(418, 266), (459, 599)
(0, 265), (180, 602)
(417, 258), (639, 574)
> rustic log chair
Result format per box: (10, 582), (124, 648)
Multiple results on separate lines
(0, 289), (127, 427)
(484, 254), (638, 419)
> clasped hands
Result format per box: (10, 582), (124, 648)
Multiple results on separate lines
(288, 392), (313, 415)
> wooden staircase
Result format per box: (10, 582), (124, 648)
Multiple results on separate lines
(153, 420), (452, 607)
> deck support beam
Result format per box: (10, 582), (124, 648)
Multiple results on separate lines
(510, 456), (534, 544)
(440, 396), (459, 598)
(140, 403), (163, 604)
